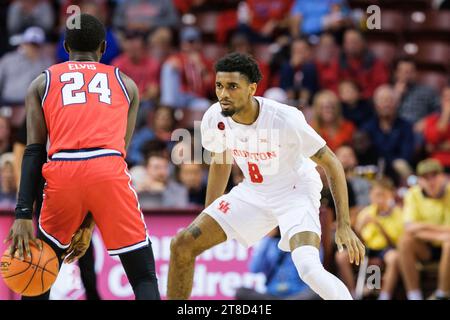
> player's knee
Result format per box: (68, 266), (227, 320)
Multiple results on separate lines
(292, 246), (323, 280)
(170, 231), (198, 260)
(296, 258), (322, 281)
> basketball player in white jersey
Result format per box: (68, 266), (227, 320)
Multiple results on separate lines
(167, 53), (365, 300)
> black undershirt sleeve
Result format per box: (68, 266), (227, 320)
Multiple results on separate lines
(15, 143), (47, 219)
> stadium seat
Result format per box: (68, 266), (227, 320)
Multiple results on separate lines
(404, 41), (449, 71)
(216, 10), (238, 44)
(378, 0), (431, 10)
(365, 10), (406, 42)
(379, 10), (407, 35)
(418, 70), (449, 92)
(368, 40), (399, 67)
(406, 10), (450, 41)
(348, 0), (380, 9)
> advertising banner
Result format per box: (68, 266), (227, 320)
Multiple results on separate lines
(1, 213), (265, 300)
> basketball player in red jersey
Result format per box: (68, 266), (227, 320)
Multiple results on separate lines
(5, 14), (160, 300)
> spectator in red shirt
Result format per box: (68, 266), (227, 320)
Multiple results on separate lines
(112, 29), (160, 103)
(315, 32), (340, 90)
(423, 85), (450, 171)
(321, 28), (389, 99)
(160, 26), (213, 112)
(311, 90), (355, 151)
(237, 0), (293, 42)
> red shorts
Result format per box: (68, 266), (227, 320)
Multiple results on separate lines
(39, 148), (149, 255)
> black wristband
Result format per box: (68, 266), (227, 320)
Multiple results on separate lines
(15, 207), (33, 220)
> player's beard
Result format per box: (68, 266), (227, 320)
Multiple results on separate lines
(220, 109), (236, 117)
(220, 103), (240, 117)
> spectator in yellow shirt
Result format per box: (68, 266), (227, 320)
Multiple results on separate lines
(398, 158), (450, 300)
(335, 178), (403, 299)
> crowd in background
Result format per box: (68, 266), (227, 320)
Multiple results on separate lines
(0, 0), (449, 300)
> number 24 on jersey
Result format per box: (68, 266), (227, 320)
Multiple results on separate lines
(60, 72), (111, 106)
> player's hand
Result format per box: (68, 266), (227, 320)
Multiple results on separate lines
(4, 219), (41, 260)
(62, 227), (93, 264)
(335, 224), (365, 266)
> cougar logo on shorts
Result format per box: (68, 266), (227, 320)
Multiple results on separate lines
(218, 200), (230, 214)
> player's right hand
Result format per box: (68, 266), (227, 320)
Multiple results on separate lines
(335, 224), (365, 266)
(62, 227), (93, 264)
(4, 219), (41, 260)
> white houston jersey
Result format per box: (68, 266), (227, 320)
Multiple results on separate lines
(201, 96), (326, 192)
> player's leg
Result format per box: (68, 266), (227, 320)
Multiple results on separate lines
(78, 241), (100, 300)
(84, 157), (160, 300)
(119, 245), (160, 300)
(167, 212), (227, 299)
(276, 172), (352, 300)
(289, 231), (353, 300)
(25, 177), (98, 300)
(168, 184), (277, 300)
(379, 249), (400, 300)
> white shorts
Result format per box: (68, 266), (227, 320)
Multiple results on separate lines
(204, 169), (323, 252)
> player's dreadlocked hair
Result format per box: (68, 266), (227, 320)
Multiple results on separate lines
(215, 53), (263, 83)
(65, 14), (106, 52)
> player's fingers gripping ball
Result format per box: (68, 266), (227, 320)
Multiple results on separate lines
(1, 240), (59, 296)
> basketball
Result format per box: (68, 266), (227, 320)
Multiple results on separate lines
(0, 240), (59, 296)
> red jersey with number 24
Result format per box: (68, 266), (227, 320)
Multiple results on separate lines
(42, 61), (130, 158)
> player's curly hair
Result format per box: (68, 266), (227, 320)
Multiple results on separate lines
(65, 14), (106, 52)
(215, 53), (262, 83)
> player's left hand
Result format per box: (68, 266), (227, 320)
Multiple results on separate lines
(62, 227), (93, 264)
(335, 225), (365, 266)
(4, 219), (41, 261)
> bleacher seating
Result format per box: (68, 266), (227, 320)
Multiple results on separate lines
(404, 41), (449, 71)
(406, 10), (450, 41)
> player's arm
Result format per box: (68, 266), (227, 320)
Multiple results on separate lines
(311, 145), (365, 265)
(120, 71), (139, 151)
(5, 74), (48, 259)
(205, 150), (233, 207)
